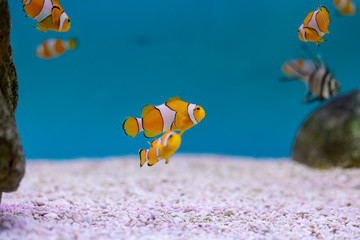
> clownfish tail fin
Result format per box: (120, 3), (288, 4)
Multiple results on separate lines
(123, 117), (143, 137)
(139, 149), (147, 167)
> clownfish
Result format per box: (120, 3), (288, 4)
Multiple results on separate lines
(281, 47), (340, 103)
(22, 0), (70, 32)
(123, 97), (205, 138)
(281, 58), (315, 80)
(36, 38), (77, 59)
(139, 130), (181, 167)
(333, 0), (356, 16)
(298, 6), (331, 46)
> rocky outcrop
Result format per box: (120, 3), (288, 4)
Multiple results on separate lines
(0, 0), (25, 201)
(293, 89), (360, 168)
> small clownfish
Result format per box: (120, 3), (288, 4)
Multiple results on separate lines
(36, 38), (77, 59)
(139, 130), (181, 167)
(333, 0), (356, 16)
(298, 6), (331, 46)
(123, 97), (205, 138)
(22, 0), (71, 32)
(281, 58), (315, 79)
(281, 47), (340, 103)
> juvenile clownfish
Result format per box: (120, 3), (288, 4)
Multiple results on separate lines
(22, 0), (71, 32)
(138, 130), (181, 167)
(281, 58), (315, 80)
(333, 0), (356, 16)
(123, 97), (205, 138)
(281, 47), (340, 103)
(298, 6), (331, 46)
(36, 38), (77, 59)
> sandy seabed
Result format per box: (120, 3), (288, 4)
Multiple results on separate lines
(1, 155), (360, 240)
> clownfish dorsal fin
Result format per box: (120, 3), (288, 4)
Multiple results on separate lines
(141, 104), (154, 118)
(320, 6), (331, 25)
(168, 96), (181, 102)
(51, 4), (62, 23)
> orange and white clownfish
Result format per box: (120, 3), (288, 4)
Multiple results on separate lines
(123, 97), (205, 138)
(281, 58), (315, 79)
(22, 0), (70, 32)
(138, 130), (181, 167)
(36, 38), (77, 59)
(281, 47), (340, 103)
(333, 0), (356, 16)
(298, 6), (331, 46)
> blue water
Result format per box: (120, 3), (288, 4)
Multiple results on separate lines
(7, 0), (360, 159)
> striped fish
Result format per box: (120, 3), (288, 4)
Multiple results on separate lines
(138, 130), (181, 167)
(22, 0), (70, 32)
(281, 58), (315, 80)
(123, 97), (205, 138)
(281, 48), (340, 103)
(36, 38), (77, 59)
(334, 0), (356, 16)
(298, 6), (331, 46)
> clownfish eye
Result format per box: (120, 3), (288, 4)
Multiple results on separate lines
(196, 107), (200, 110)
(169, 135), (173, 138)
(67, 19), (70, 22)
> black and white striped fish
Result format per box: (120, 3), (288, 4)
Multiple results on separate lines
(281, 47), (340, 103)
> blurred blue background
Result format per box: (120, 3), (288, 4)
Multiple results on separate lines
(8, 0), (360, 159)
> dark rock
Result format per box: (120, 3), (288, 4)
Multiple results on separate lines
(0, 0), (25, 200)
(293, 89), (360, 168)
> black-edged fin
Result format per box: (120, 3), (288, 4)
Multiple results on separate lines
(139, 149), (147, 167)
(300, 45), (320, 69)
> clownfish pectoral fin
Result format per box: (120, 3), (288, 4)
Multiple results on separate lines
(165, 158), (169, 164)
(141, 105), (154, 118)
(139, 149), (147, 167)
(35, 24), (46, 32)
(320, 6), (331, 25)
(51, 5), (62, 24)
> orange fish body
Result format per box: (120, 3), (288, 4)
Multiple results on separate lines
(123, 97), (205, 138)
(334, 0), (356, 16)
(138, 130), (181, 167)
(36, 38), (77, 59)
(23, 0), (70, 32)
(298, 6), (330, 46)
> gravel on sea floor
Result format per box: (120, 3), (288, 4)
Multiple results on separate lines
(1, 155), (360, 240)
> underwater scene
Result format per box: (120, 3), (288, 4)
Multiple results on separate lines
(1, 0), (360, 239)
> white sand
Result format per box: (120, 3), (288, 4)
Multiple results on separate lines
(1, 155), (360, 240)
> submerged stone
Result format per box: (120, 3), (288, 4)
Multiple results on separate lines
(0, 0), (25, 200)
(293, 89), (360, 168)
